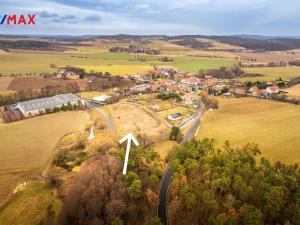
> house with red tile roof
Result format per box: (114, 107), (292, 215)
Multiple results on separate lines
(182, 76), (201, 86)
(266, 86), (280, 94)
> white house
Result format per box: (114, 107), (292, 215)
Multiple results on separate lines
(168, 113), (182, 121)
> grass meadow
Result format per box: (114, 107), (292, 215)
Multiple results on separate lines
(285, 84), (300, 98)
(242, 66), (300, 81)
(0, 111), (89, 206)
(0, 46), (237, 76)
(197, 97), (300, 164)
(0, 181), (62, 225)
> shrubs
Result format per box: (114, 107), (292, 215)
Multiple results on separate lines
(52, 148), (87, 170)
(160, 56), (174, 62)
(157, 92), (182, 101)
(169, 126), (183, 142)
(52, 134), (87, 170)
(46, 173), (61, 188)
(205, 98), (218, 109)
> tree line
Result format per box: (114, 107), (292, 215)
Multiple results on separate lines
(109, 45), (160, 55)
(59, 145), (163, 225)
(199, 66), (244, 79)
(0, 82), (80, 106)
(167, 139), (300, 225)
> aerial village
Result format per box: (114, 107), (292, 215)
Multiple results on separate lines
(2, 64), (297, 124)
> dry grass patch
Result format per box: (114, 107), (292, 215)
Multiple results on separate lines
(0, 181), (61, 225)
(152, 140), (177, 160)
(0, 111), (89, 205)
(197, 97), (300, 164)
(285, 84), (300, 98)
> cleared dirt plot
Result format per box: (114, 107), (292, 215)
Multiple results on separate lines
(197, 97), (300, 164)
(109, 102), (169, 138)
(0, 111), (88, 206)
(0, 77), (14, 91)
(8, 77), (87, 91)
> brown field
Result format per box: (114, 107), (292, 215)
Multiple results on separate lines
(109, 102), (169, 138)
(237, 51), (300, 63)
(0, 77), (14, 91)
(7, 77), (87, 91)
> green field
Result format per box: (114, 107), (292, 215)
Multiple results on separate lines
(0, 181), (61, 225)
(170, 56), (236, 72)
(242, 66), (300, 81)
(0, 45), (237, 76)
(0, 111), (88, 206)
(0, 48), (152, 76)
(197, 97), (300, 164)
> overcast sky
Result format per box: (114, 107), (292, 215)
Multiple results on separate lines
(0, 0), (300, 36)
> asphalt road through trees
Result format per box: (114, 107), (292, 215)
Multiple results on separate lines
(157, 102), (203, 225)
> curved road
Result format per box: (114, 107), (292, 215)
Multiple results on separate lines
(158, 101), (203, 225)
(86, 102), (115, 135)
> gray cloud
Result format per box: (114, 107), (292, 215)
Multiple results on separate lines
(0, 0), (300, 36)
(61, 15), (77, 20)
(85, 14), (102, 22)
(39, 10), (59, 18)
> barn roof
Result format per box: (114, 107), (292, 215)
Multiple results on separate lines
(17, 93), (80, 112)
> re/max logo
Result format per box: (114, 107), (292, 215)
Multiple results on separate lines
(0, 15), (36, 25)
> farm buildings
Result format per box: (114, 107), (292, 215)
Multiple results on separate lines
(90, 95), (112, 105)
(16, 93), (84, 118)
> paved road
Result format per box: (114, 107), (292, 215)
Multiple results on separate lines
(157, 101), (203, 225)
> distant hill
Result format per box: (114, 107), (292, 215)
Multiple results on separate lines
(1, 34), (300, 51)
(209, 36), (300, 51)
(0, 39), (69, 51)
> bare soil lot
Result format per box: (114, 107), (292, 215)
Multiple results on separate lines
(0, 77), (14, 91)
(109, 102), (169, 138)
(8, 77), (87, 91)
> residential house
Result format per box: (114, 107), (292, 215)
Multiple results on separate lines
(57, 70), (80, 80)
(266, 86), (280, 94)
(182, 76), (201, 86)
(168, 113), (182, 121)
(249, 86), (259, 94)
(129, 84), (151, 94)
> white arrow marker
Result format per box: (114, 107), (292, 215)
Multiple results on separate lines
(119, 133), (139, 175)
